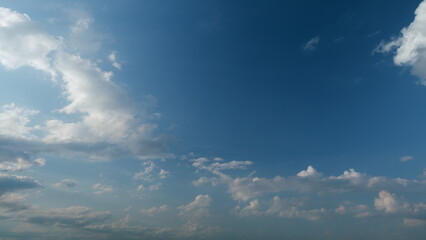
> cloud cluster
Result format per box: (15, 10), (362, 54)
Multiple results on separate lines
(133, 161), (169, 192)
(193, 162), (426, 201)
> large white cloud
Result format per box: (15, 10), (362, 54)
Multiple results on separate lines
(0, 6), (169, 163)
(0, 7), (59, 76)
(377, 0), (426, 84)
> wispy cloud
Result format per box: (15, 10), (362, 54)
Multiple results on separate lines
(302, 36), (320, 52)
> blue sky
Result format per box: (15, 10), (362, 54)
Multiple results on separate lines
(0, 0), (426, 239)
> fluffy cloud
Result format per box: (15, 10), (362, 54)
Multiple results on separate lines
(374, 190), (426, 216)
(178, 195), (212, 219)
(0, 104), (39, 139)
(0, 7), (60, 76)
(297, 165), (321, 178)
(376, 0), (426, 84)
(232, 199), (261, 217)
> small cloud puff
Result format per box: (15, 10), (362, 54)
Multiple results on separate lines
(400, 156), (414, 162)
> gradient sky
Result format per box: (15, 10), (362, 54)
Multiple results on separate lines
(0, 0), (426, 239)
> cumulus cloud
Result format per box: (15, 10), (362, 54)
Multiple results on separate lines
(297, 165), (321, 178)
(376, 0), (426, 84)
(374, 190), (426, 216)
(375, 190), (410, 213)
(178, 195), (212, 219)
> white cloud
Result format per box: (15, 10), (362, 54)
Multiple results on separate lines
(0, 104), (38, 139)
(0, 6), (169, 162)
(265, 196), (326, 221)
(191, 157), (253, 172)
(376, 0), (426, 84)
(297, 165), (321, 178)
(140, 205), (169, 216)
(0, 7), (60, 77)
(158, 169), (170, 179)
(0, 157), (38, 172)
(193, 162), (426, 201)
(133, 161), (156, 181)
(375, 190), (409, 213)
(303, 36), (320, 52)
(232, 199), (261, 217)
(92, 183), (113, 195)
(374, 190), (426, 218)
(178, 195), (212, 219)
(400, 156), (414, 162)
(108, 51), (122, 70)
(53, 179), (77, 188)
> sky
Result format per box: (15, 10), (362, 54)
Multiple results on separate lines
(0, 0), (426, 239)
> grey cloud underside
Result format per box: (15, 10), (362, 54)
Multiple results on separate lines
(0, 133), (167, 163)
(0, 174), (41, 195)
